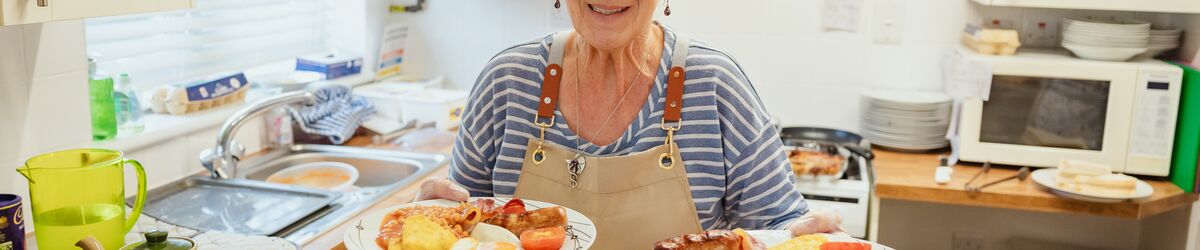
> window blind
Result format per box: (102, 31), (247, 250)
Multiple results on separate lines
(85, 0), (329, 90)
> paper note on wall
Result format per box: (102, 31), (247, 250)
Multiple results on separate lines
(823, 0), (863, 32)
(941, 49), (993, 101)
(377, 23), (409, 79)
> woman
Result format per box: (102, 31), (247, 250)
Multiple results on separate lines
(418, 0), (843, 248)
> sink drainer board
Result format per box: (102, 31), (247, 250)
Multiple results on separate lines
(129, 176), (342, 236)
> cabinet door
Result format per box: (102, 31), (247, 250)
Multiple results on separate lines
(1, 0), (52, 26)
(50, 0), (158, 20)
(158, 0), (191, 12)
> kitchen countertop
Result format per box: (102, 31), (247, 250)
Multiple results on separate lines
(873, 149), (1199, 219)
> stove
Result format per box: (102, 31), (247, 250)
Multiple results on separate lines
(780, 127), (875, 239)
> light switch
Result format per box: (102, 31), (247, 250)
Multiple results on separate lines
(872, 0), (905, 45)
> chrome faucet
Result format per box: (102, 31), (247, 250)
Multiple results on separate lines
(200, 91), (316, 179)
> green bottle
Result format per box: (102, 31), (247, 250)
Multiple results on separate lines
(89, 57), (117, 141)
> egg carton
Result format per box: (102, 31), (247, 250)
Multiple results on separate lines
(150, 73), (251, 115)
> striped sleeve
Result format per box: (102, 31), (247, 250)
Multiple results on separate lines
(703, 49), (809, 230)
(449, 51), (512, 197)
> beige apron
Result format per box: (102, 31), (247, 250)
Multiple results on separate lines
(513, 31), (702, 249)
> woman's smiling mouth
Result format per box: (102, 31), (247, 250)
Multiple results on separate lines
(588, 4), (629, 15)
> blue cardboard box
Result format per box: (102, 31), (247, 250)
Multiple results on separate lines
(297, 54), (363, 80)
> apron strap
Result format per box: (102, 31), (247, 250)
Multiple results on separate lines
(535, 32), (572, 124)
(535, 31), (690, 127)
(664, 33), (689, 127)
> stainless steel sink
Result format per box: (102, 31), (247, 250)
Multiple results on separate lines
(237, 144), (447, 244)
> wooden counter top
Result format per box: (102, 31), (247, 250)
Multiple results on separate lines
(873, 149), (1198, 219)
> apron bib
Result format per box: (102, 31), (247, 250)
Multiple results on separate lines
(512, 30), (700, 249)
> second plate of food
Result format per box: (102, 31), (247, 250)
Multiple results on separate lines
(343, 197), (596, 250)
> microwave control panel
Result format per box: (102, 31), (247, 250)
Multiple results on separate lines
(1128, 70), (1182, 161)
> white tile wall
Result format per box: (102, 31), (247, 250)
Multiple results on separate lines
(0, 24), (30, 197)
(397, 0), (974, 130)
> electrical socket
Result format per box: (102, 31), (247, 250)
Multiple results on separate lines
(1021, 18), (1059, 48)
(872, 0), (905, 45)
(952, 231), (985, 250)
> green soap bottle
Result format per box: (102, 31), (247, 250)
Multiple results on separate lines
(88, 57), (117, 141)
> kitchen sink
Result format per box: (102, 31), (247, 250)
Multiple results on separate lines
(236, 144), (447, 244)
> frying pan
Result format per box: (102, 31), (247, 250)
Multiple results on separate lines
(780, 127), (874, 160)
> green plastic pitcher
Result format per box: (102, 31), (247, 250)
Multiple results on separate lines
(17, 149), (147, 250)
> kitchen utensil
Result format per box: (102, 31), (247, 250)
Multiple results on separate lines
(343, 198), (598, 250)
(17, 149), (147, 250)
(135, 176), (340, 236)
(1030, 169), (1154, 203)
(265, 161), (359, 191)
(963, 162), (992, 190)
(74, 230), (197, 250)
(120, 230), (197, 250)
(966, 166), (1030, 193)
(0, 194), (24, 250)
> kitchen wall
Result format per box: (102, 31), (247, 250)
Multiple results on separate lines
(397, 0), (970, 130)
(0, 20), (92, 197)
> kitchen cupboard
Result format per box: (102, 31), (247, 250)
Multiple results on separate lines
(0, 0), (192, 26)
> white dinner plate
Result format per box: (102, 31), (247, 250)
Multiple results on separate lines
(343, 198), (597, 250)
(745, 230), (894, 250)
(1029, 169), (1154, 203)
(861, 89), (952, 106)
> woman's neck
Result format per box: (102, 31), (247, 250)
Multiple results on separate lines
(570, 24), (663, 86)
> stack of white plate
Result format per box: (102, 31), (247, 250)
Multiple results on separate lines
(859, 89), (951, 151)
(1140, 29), (1182, 59)
(1062, 17), (1150, 61)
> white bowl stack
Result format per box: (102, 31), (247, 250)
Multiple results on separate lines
(1062, 17), (1150, 61)
(859, 89), (952, 151)
(1141, 29), (1182, 59)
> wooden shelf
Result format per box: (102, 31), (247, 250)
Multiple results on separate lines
(873, 149), (1198, 219)
(971, 0), (1200, 14)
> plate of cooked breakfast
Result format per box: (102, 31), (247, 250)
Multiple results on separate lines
(653, 229), (892, 250)
(343, 198), (596, 250)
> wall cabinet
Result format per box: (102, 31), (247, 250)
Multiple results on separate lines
(0, 0), (192, 26)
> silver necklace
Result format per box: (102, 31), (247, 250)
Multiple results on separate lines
(563, 37), (653, 188)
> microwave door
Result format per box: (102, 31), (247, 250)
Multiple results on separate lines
(959, 73), (1134, 170)
(979, 76), (1111, 152)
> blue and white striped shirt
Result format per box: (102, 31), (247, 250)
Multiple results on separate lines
(450, 26), (808, 230)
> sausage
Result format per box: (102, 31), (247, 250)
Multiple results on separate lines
(654, 230), (766, 250)
(483, 206), (568, 236)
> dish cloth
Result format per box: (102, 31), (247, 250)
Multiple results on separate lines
(288, 84), (375, 144)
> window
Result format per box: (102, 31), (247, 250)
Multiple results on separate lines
(85, 0), (330, 90)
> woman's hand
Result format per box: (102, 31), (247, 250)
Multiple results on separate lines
(414, 178), (470, 202)
(786, 208), (847, 236)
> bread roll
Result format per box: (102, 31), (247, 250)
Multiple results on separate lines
(1080, 174), (1137, 196)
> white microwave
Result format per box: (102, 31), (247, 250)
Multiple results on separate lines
(959, 51), (1182, 176)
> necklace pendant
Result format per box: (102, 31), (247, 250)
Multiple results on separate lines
(566, 154), (586, 188)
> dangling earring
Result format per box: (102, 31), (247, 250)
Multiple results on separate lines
(664, 0), (671, 16)
(554, 0), (561, 9)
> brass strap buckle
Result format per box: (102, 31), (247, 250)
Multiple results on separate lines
(659, 118), (681, 170)
(531, 116), (554, 165)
